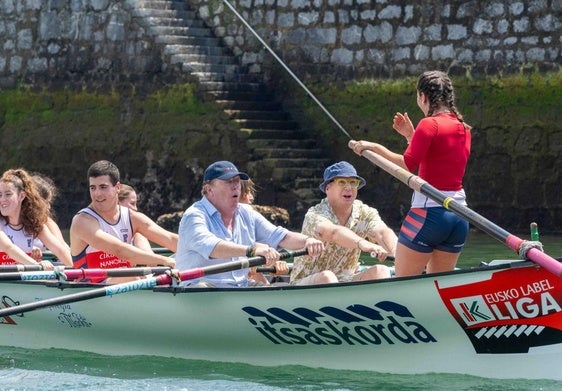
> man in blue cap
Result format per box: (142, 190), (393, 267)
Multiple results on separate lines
(290, 161), (397, 285)
(176, 160), (324, 287)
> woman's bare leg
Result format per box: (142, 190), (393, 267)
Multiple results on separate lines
(393, 242), (432, 277)
(426, 249), (460, 274)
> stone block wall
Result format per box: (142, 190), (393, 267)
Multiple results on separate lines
(191, 0), (561, 80)
(0, 0), (169, 87)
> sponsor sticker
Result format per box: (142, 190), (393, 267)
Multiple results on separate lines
(436, 267), (562, 353)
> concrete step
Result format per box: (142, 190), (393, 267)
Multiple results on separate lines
(295, 177), (324, 188)
(216, 100), (282, 111)
(293, 187), (325, 200)
(131, 8), (197, 19)
(140, 16), (205, 28)
(210, 91), (274, 101)
(156, 35), (221, 46)
(198, 81), (265, 93)
(224, 110), (289, 121)
(147, 25), (213, 37)
(252, 148), (325, 159)
(271, 166), (328, 181)
(262, 158), (330, 169)
(185, 63), (241, 74)
(246, 138), (316, 149)
(170, 53), (236, 65)
(246, 161), (323, 178)
(163, 45), (227, 57)
(192, 72), (263, 83)
(239, 129), (309, 139)
(235, 119), (298, 130)
(133, 0), (190, 11)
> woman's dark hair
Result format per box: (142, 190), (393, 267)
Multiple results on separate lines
(417, 70), (470, 128)
(1, 168), (50, 236)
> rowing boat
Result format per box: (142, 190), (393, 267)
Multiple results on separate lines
(0, 256), (561, 381)
(1, 143), (559, 381)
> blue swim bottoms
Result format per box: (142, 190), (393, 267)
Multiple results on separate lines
(398, 207), (469, 253)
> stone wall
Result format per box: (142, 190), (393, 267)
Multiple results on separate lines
(0, 0), (172, 87)
(191, 0), (561, 80)
(2, 1), (559, 83)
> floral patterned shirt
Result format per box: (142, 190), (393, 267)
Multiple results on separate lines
(290, 198), (384, 284)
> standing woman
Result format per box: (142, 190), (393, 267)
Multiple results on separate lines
(0, 169), (73, 267)
(352, 70), (471, 276)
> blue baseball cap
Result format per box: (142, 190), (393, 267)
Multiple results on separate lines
(204, 161), (249, 182)
(319, 161), (366, 193)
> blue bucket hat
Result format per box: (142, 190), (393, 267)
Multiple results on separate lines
(319, 161), (366, 193)
(204, 161), (249, 182)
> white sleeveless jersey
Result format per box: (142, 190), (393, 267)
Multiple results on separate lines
(72, 206), (134, 271)
(0, 223), (35, 265)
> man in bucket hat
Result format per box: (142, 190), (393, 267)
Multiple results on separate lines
(290, 161), (397, 285)
(176, 161), (324, 287)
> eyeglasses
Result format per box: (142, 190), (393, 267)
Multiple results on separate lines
(331, 178), (361, 188)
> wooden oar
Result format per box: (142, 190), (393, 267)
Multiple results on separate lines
(349, 140), (562, 277)
(0, 266), (172, 281)
(0, 248), (307, 318)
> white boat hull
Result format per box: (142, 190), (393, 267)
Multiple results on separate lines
(1, 261), (561, 380)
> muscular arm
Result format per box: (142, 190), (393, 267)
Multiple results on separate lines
(313, 220), (364, 248)
(313, 220), (390, 257)
(131, 211), (178, 252)
(0, 231), (41, 266)
(368, 223), (398, 256)
(37, 226), (73, 267)
(70, 213), (175, 268)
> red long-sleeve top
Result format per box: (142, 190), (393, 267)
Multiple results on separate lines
(403, 113), (471, 191)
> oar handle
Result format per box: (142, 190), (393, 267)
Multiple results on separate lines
(0, 264), (45, 272)
(369, 253), (395, 261)
(256, 264), (294, 273)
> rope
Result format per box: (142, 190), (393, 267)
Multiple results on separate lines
(518, 240), (544, 260)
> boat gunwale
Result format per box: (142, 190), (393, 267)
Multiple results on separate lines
(0, 259), (537, 293)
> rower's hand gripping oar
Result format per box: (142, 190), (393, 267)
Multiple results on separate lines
(0, 248), (308, 318)
(349, 140), (562, 277)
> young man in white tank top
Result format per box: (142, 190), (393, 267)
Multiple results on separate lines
(70, 160), (177, 283)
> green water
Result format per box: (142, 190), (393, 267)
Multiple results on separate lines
(1, 346), (561, 391)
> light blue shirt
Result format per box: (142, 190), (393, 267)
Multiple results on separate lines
(176, 197), (289, 287)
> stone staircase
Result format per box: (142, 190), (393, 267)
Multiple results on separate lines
(129, 0), (330, 225)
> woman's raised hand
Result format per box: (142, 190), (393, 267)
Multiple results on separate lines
(392, 112), (415, 141)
